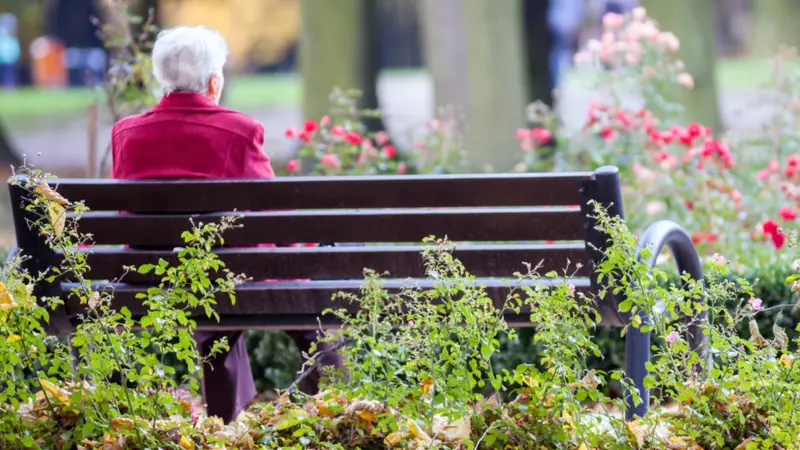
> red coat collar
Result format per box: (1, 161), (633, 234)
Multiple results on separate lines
(151, 92), (219, 111)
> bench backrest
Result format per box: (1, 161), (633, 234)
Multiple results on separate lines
(8, 166), (626, 333)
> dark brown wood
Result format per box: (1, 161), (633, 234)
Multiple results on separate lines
(61, 278), (594, 329)
(73, 208), (586, 246)
(42, 172), (592, 212)
(8, 183), (72, 334)
(75, 243), (592, 281)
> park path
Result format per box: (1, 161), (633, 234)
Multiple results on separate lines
(6, 73), (780, 175)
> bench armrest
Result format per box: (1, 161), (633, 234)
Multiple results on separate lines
(635, 220), (707, 347)
(624, 220), (707, 419)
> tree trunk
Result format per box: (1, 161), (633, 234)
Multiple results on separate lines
(752, 0), (800, 55)
(522, 0), (553, 107)
(462, 0), (528, 172)
(419, 0), (468, 112)
(357, 0), (384, 132)
(643, 0), (722, 131)
(299, 0), (382, 129)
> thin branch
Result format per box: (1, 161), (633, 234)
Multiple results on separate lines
(286, 338), (352, 395)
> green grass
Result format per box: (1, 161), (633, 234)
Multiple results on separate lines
(0, 59), (793, 121)
(0, 73), (302, 121)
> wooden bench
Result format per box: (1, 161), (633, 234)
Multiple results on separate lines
(7, 165), (703, 418)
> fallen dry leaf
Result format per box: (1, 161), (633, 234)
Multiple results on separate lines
(384, 431), (409, 446)
(36, 179), (69, 206)
(48, 202), (66, 238)
(39, 379), (71, 405)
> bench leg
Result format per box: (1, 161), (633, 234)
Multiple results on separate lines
(624, 324), (650, 420)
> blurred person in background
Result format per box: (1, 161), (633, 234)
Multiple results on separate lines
(0, 13), (20, 89)
(111, 25), (343, 423)
(548, 0), (585, 87)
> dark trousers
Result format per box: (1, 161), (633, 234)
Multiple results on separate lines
(195, 329), (344, 423)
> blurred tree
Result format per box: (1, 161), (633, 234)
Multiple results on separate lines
(419, 0), (468, 113)
(299, 0), (384, 131)
(3, 0), (46, 67)
(522, 0), (553, 107)
(420, 0), (528, 172)
(463, 0), (528, 172)
(643, 0), (722, 132)
(752, 0), (800, 55)
(160, 0), (299, 70)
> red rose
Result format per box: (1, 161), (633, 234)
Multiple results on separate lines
(600, 127), (614, 141)
(779, 206), (798, 221)
(287, 159), (300, 172)
(331, 125), (346, 137)
(772, 232), (786, 249)
(298, 132), (311, 143)
(768, 160), (780, 172)
(375, 131), (389, 145)
(320, 154), (341, 169)
(615, 110), (631, 127)
(532, 127), (552, 143)
(303, 120), (318, 134)
(345, 132), (362, 145)
(762, 219), (780, 235)
(382, 145), (397, 159)
(285, 128), (297, 138)
(687, 123), (703, 137)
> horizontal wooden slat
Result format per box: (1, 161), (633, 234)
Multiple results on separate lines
(74, 244), (592, 281)
(61, 278), (598, 329)
(37, 173), (592, 212)
(73, 208), (586, 246)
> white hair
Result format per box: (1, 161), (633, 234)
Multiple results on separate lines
(151, 26), (228, 94)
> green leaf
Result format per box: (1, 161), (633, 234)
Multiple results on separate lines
(71, 335), (85, 347)
(137, 264), (155, 275)
(618, 298), (633, 313)
(274, 409), (305, 431)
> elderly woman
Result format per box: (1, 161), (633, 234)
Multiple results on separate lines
(111, 26), (342, 423)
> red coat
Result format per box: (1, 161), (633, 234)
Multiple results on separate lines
(112, 92), (274, 180)
(111, 92), (293, 249)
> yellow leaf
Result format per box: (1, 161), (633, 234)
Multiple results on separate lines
(384, 431), (408, 446)
(578, 444), (589, 450)
(357, 410), (376, 423)
(7, 334), (20, 343)
(48, 202), (66, 237)
(626, 420), (645, 447)
(179, 436), (194, 450)
(420, 378), (433, 394)
(36, 179), (69, 205)
(406, 418), (431, 442)
(780, 353), (794, 368)
(316, 401), (334, 417)
(39, 379), (70, 405)
(0, 283), (18, 311)
(521, 375), (539, 388)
